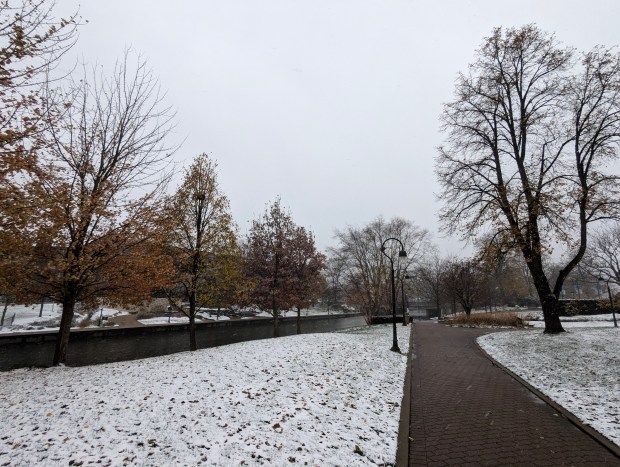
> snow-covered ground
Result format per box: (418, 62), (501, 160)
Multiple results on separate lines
(0, 324), (409, 466)
(139, 309), (347, 325)
(1, 303), (348, 332)
(0, 304), (127, 333)
(6, 304), (616, 463)
(479, 326), (620, 448)
(522, 310), (619, 328)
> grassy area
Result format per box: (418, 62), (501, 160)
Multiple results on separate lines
(444, 312), (526, 328)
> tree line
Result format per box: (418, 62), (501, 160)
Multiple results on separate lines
(325, 223), (620, 322)
(4, 3), (620, 366)
(0, 2), (328, 364)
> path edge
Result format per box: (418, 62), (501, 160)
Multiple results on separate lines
(395, 323), (414, 467)
(477, 338), (620, 459)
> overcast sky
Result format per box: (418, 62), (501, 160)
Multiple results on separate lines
(58, 0), (620, 255)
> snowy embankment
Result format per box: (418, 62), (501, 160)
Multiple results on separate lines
(0, 304), (127, 333)
(522, 310), (618, 328)
(479, 327), (620, 448)
(0, 304), (347, 332)
(0, 324), (409, 466)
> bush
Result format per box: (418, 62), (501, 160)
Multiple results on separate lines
(149, 300), (167, 314)
(78, 316), (93, 328)
(31, 318), (60, 327)
(445, 312), (525, 328)
(130, 298), (168, 318)
(135, 308), (155, 319)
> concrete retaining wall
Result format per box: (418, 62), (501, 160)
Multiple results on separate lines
(0, 314), (366, 371)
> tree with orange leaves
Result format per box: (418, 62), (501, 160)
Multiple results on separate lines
(0, 0), (79, 216)
(162, 153), (239, 351)
(2, 54), (175, 365)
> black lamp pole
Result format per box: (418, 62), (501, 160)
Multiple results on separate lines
(381, 238), (407, 353)
(401, 271), (408, 326)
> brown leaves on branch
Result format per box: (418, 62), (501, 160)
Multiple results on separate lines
(0, 0), (80, 180)
(160, 153), (241, 351)
(0, 51), (176, 364)
(245, 198), (326, 337)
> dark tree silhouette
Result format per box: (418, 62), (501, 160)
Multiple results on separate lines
(438, 25), (620, 333)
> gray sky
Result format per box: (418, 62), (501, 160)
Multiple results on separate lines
(59, 0), (620, 254)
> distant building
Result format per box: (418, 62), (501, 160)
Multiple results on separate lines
(408, 301), (440, 320)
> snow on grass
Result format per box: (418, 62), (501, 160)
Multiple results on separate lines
(0, 324), (409, 466)
(0, 303), (60, 330)
(0, 304), (128, 333)
(137, 315), (232, 325)
(138, 316), (192, 325)
(478, 328), (620, 448)
(523, 311), (619, 328)
(1, 305), (346, 332)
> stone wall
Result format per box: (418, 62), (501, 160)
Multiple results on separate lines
(0, 314), (366, 371)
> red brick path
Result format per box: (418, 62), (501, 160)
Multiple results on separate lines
(408, 322), (620, 466)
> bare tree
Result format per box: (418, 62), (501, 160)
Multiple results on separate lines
(322, 256), (346, 311)
(442, 258), (487, 315)
(413, 252), (449, 318)
(582, 224), (620, 285)
(7, 53), (176, 364)
(330, 216), (430, 324)
(437, 25), (620, 333)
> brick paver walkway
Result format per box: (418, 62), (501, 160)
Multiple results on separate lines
(408, 321), (620, 466)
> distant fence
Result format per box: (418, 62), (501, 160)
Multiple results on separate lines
(0, 313), (366, 371)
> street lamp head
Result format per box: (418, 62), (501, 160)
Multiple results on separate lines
(398, 249), (407, 258)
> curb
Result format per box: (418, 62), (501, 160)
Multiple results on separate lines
(395, 323), (414, 467)
(477, 340), (620, 460)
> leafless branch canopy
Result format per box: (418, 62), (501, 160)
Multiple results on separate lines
(437, 25), (620, 305)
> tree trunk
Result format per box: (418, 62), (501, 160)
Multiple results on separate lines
(188, 293), (197, 351)
(541, 294), (565, 334)
(39, 299), (45, 318)
(273, 311), (280, 337)
(296, 307), (301, 334)
(0, 296), (8, 326)
(189, 313), (197, 350)
(53, 294), (76, 365)
(528, 257), (566, 334)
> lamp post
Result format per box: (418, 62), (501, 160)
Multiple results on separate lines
(401, 271), (407, 326)
(381, 238), (407, 353)
(599, 276), (618, 328)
